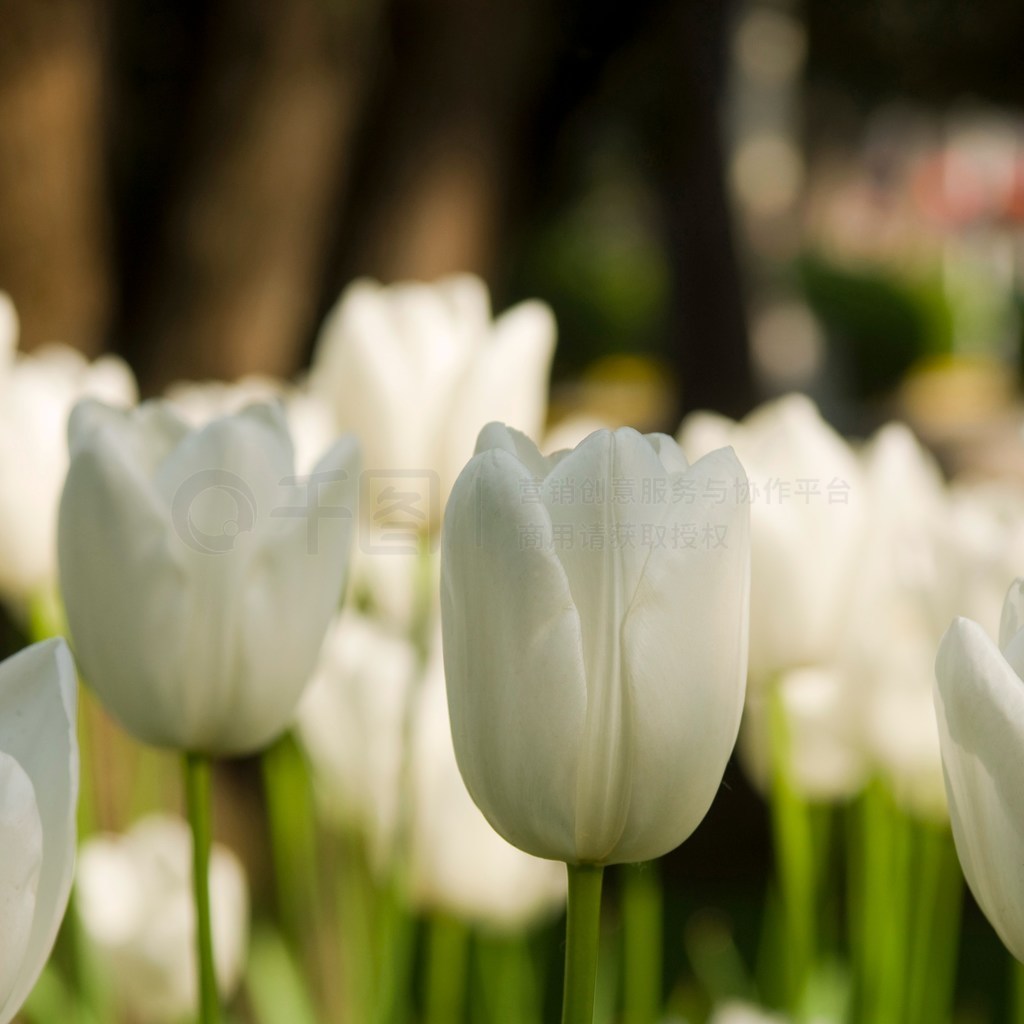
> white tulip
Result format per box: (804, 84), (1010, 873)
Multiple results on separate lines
(76, 814), (249, 1022)
(442, 423), (750, 865)
(678, 394), (865, 683)
(740, 665), (868, 801)
(847, 423), (950, 818)
(934, 578), (1024, 961)
(0, 638), (78, 1024)
(295, 610), (417, 866)
(58, 399), (359, 755)
(409, 642), (566, 929)
(945, 478), (1024, 639)
(0, 297), (136, 608)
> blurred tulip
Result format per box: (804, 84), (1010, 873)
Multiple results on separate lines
(309, 275), (555, 631)
(708, 1002), (791, 1024)
(0, 638), (78, 1024)
(848, 423), (950, 819)
(0, 294), (136, 610)
(76, 814), (249, 1022)
(678, 394), (865, 683)
(934, 578), (1024, 961)
(680, 396), (864, 807)
(310, 274), (556, 505)
(58, 400), (359, 755)
(295, 610), (417, 866)
(741, 665), (868, 800)
(409, 642), (566, 929)
(442, 423), (750, 865)
(945, 478), (1024, 639)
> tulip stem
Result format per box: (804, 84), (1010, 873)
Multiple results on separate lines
(768, 685), (816, 1014)
(561, 863), (604, 1024)
(184, 752), (220, 1024)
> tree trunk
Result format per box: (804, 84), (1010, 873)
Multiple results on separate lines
(129, 0), (379, 391)
(0, 0), (110, 354)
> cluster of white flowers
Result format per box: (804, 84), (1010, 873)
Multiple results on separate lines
(0, 275), (565, 1021)
(4, 270), (1024, 1023)
(679, 394), (1024, 822)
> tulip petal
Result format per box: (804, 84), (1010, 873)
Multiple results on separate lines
(410, 653), (566, 927)
(0, 752), (42, 1019)
(935, 617), (1024, 961)
(313, 278), (476, 474)
(612, 446), (750, 864)
(69, 398), (190, 476)
(999, 578), (1024, 651)
(59, 423), (196, 747)
(474, 422), (557, 478)
(542, 428), (671, 860)
(442, 448), (587, 861)
(0, 639), (78, 1021)
(443, 302), (555, 492)
(223, 435), (360, 754)
(646, 432), (691, 475)
(145, 403), (298, 750)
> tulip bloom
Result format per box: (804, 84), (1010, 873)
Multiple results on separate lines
(310, 275), (555, 505)
(678, 394), (864, 683)
(76, 815), (249, 1023)
(935, 578), (1024, 961)
(0, 293), (137, 610)
(442, 423), (750, 865)
(58, 399), (359, 755)
(0, 638), (79, 1024)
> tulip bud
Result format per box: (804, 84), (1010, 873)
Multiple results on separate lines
(0, 638), (79, 1024)
(58, 399), (359, 755)
(442, 423), (750, 865)
(935, 578), (1024, 961)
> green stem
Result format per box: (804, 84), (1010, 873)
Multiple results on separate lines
(425, 913), (470, 1024)
(622, 863), (662, 1024)
(372, 872), (416, 1024)
(333, 830), (376, 1024)
(262, 735), (318, 949)
(561, 863), (604, 1024)
(184, 752), (220, 1024)
(913, 822), (961, 1024)
(875, 796), (910, 1024)
(767, 683), (816, 1014)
